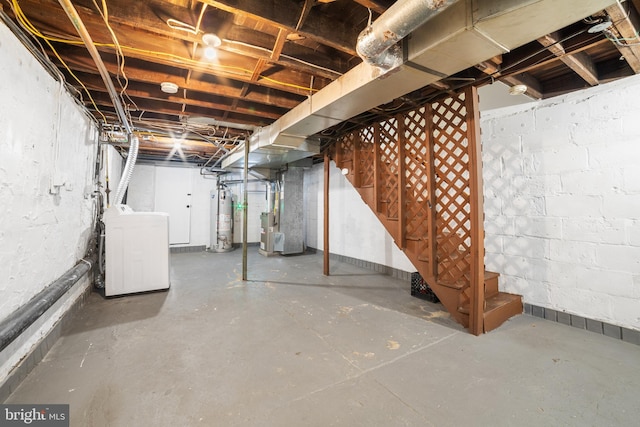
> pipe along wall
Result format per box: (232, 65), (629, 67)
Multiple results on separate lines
(0, 255), (96, 353)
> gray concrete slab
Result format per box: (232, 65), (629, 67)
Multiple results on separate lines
(4, 250), (640, 426)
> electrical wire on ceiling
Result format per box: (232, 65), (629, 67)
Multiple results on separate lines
(223, 39), (343, 77)
(190, 3), (208, 60)
(90, 0), (139, 115)
(167, 18), (201, 36)
(605, 30), (640, 46)
(10, 0), (321, 119)
(9, 0), (107, 123)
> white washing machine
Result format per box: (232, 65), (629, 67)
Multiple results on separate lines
(104, 205), (171, 296)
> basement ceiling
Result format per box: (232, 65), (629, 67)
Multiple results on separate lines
(2, 0), (640, 166)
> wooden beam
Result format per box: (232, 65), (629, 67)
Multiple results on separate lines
(499, 36), (609, 78)
(221, 26), (349, 78)
(13, 0), (329, 96)
(500, 73), (544, 100)
(248, 27), (289, 83)
(75, 71), (284, 119)
(606, 2), (640, 74)
(56, 49), (303, 109)
(88, 95), (270, 127)
(538, 32), (599, 86)
(351, 0), (393, 15)
(201, 0), (360, 55)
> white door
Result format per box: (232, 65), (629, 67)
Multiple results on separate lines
(154, 167), (192, 244)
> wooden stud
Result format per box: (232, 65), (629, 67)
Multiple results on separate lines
(465, 86), (485, 336)
(426, 103), (438, 279)
(397, 114), (406, 249)
(373, 122), (381, 213)
(353, 129), (361, 188)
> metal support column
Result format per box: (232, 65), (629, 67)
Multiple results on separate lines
(323, 151), (330, 276)
(242, 141), (249, 281)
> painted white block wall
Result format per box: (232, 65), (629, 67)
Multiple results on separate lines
(0, 22), (98, 381)
(128, 167), (266, 246)
(129, 165), (216, 247)
(304, 162), (415, 273)
(481, 74), (640, 331)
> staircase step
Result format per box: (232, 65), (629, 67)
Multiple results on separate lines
(484, 271), (499, 296)
(484, 292), (523, 332)
(457, 292), (522, 332)
(436, 279), (465, 290)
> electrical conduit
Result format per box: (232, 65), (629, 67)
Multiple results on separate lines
(57, 0), (137, 205)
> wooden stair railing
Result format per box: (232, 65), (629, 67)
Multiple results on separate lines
(332, 87), (522, 335)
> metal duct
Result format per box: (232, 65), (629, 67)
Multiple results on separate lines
(222, 0), (617, 170)
(356, 0), (458, 70)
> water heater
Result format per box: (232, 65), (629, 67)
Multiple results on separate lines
(210, 185), (234, 252)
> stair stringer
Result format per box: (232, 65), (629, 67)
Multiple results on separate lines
(350, 168), (470, 327)
(331, 87), (522, 334)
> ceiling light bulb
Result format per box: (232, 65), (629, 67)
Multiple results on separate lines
(508, 84), (528, 96)
(588, 20), (612, 33)
(204, 46), (218, 60)
(341, 168), (349, 175)
(160, 81), (179, 94)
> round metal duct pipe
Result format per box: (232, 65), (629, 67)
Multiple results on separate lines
(356, 0), (458, 70)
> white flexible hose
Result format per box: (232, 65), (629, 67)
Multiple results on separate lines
(113, 134), (139, 205)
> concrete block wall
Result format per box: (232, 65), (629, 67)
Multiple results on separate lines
(303, 162), (415, 273)
(481, 74), (640, 331)
(0, 22), (98, 381)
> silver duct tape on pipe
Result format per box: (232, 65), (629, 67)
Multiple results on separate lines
(57, 0), (137, 204)
(0, 255), (96, 352)
(356, 0), (458, 69)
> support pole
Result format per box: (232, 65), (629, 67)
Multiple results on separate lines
(323, 150), (330, 276)
(242, 140), (249, 281)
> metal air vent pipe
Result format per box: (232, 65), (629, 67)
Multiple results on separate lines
(58, 0), (137, 205)
(356, 0), (458, 70)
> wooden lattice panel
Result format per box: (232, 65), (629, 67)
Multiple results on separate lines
(358, 126), (375, 187)
(431, 93), (472, 287)
(403, 107), (431, 260)
(378, 117), (399, 219)
(337, 132), (355, 171)
(329, 86), (509, 334)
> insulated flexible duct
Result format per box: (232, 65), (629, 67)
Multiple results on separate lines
(113, 134), (139, 205)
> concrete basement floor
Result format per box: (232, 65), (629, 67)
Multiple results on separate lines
(4, 250), (640, 426)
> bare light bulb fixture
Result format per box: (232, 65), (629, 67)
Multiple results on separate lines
(508, 84), (528, 96)
(202, 33), (221, 60)
(160, 81), (179, 94)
